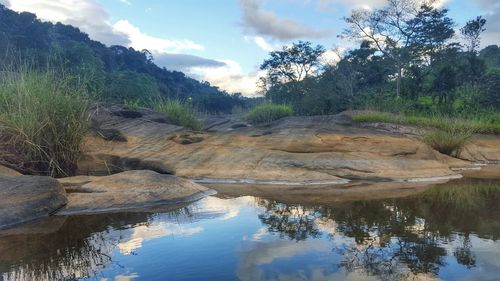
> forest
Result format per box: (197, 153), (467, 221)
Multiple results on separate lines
(258, 5), (499, 119)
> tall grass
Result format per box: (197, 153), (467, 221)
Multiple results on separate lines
(0, 68), (89, 177)
(153, 99), (202, 130)
(246, 103), (294, 125)
(421, 125), (473, 156)
(352, 112), (500, 134)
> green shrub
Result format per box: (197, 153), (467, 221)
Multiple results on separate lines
(0, 68), (89, 176)
(421, 125), (473, 156)
(246, 103), (294, 125)
(153, 99), (202, 130)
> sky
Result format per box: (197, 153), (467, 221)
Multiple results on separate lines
(1, 0), (499, 96)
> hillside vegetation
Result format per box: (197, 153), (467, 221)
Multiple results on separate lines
(0, 4), (252, 113)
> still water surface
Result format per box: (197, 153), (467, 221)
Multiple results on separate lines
(1, 178), (499, 281)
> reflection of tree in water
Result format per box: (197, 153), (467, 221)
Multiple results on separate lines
(256, 179), (500, 280)
(257, 200), (321, 241)
(0, 205), (194, 281)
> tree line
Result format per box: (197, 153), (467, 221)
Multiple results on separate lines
(259, 0), (500, 116)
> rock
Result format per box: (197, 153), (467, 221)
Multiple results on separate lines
(460, 136), (500, 163)
(58, 170), (212, 214)
(78, 107), (494, 183)
(168, 133), (206, 145)
(0, 175), (67, 229)
(0, 165), (21, 176)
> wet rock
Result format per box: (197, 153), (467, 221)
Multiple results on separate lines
(0, 175), (67, 229)
(58, 170), (212, 214)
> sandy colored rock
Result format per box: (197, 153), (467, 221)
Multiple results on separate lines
(77, 107), (499, 183)
(0, 165), (21, 176)
(58, 170), (212, 214)
(0, 175), (67, 229)
(461, 136), (500, 163)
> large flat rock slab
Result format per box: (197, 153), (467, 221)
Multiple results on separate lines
(77, 107), (492, 183)
(58, 170), (212, 214)
(0, 175), (67, 229)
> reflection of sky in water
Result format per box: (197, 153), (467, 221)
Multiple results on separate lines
(2, 189), (500, 281)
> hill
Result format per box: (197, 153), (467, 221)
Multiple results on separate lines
(0, 4), (249, 113)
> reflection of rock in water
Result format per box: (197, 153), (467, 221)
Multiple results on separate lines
(0, 204), (196, 281)
(254, 178), (500, 280)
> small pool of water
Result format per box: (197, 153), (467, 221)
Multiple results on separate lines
(1, 177), (500, 281)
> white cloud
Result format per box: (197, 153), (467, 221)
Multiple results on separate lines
(116, 222), (203, 255)
(6, 0), (130, 46)
(244, 35), (276, 52)
(240, 0), (331, 41)
(191, 59), (265, 96)
(113, 20), (204, 53)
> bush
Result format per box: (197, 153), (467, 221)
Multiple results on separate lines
(153, 99), (202, 130)
(421, 125), (473, 156)
(246, 103), (294, 125)
(0, 68), (89, 176)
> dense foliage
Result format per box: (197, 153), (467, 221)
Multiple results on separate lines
(0, 4), (250, 113)
(258, 0), (500, 119)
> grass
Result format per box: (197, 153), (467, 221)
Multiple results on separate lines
(153, 99), (202, 130)
(246, 103), (294, 125)
(124, 99), (142, 111)
(352, 112), (500, 134)
(421, 125), (473, 156)
(0, 68), (90, 177)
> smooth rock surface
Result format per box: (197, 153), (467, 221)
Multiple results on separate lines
(77, 107), (497, 183)
(0, 175), (67, 229)
(0, 165), (21, 176)
(58, 170), (212, 214)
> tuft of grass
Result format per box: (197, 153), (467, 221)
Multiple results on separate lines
(352, 112), (500, 134)
(153, 99), (202, 130)
(421, 125), (473, 156)
(0, 68), (90, 177)
(246, 103), (294, 125)
(124, 99), (141, 111)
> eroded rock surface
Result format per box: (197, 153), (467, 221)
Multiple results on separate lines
(78, 106), (498, 184)
(58, 170), (212, 214)
(0, 175), (67, 229)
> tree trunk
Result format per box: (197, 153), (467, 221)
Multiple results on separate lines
(396, 66), (401, 99)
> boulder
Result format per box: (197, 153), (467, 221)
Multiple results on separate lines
(0, 175), (67, 229)
(58, 170), (212, 214)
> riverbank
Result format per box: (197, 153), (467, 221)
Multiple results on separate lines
(1, 105), (500, 229)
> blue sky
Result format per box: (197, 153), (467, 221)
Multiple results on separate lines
(2, 0), (499, 95)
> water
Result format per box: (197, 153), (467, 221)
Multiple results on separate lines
(1, 177), (500, 281)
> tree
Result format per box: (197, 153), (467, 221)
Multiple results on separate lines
(260, 41), (325, 87)
(342, 0), (455, 98)
(460, 16), (486, 53)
